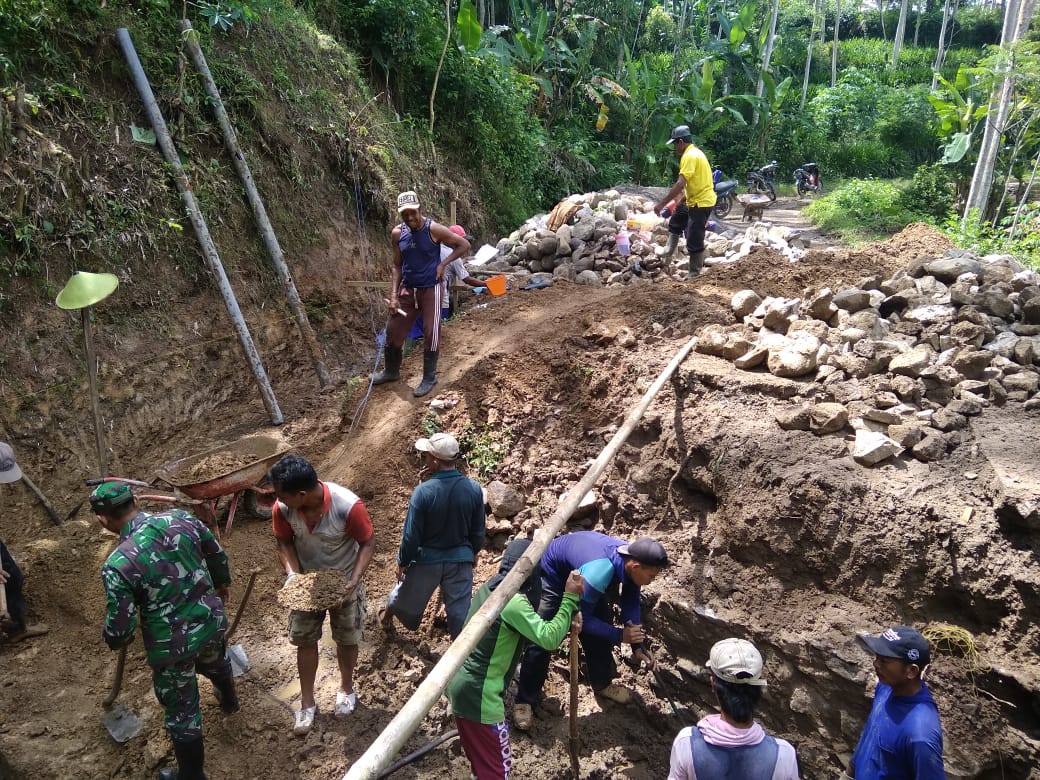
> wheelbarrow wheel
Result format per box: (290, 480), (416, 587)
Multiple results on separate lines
(243, 490), (274, 520)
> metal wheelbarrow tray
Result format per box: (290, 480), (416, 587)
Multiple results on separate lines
(153, 435), (290, 535)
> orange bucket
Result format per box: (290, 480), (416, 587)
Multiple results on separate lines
(485, 275), (507, 296)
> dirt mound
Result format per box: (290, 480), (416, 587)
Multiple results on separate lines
(2, 225), (1038, 780)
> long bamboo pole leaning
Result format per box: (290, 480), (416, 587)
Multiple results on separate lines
(178, 21), (332, 389)
(341, 334), (699, 780)
(115, 28), (284, 425)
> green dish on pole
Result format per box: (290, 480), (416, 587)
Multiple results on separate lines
(55, 271), (119, 310)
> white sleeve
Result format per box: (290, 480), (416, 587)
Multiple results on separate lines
(667, 727), (696, 780)
(446, 260), (468, 285)
(440, 244), (453, 261)
(772, 739), (800, 780)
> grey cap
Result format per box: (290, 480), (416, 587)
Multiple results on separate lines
(667, 125), (692, 145)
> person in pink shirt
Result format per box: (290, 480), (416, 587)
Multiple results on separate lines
(668, 638), (799, 779)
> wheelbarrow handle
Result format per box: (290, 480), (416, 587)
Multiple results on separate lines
(84, 477), (153, 488)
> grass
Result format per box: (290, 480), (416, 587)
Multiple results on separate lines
(459, 422), (514, 482)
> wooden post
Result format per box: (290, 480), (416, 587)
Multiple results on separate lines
(82, 307), (109, 477)
(449, 199), (457, 226)
(179, 21), (332, 389)
(116, 28), (283, 425)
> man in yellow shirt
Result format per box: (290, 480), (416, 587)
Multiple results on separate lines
(654, 125), (717, 278)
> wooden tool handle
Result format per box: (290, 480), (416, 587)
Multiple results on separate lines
(568, 621), (580, 779)
(226, 569), (259, 641)
(102, 646), (128, 709)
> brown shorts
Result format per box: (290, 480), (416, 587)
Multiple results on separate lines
(287, 583), (367, 646)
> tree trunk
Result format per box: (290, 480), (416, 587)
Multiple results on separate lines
(801, 0), (822, 110)
(877, 0), (888, 42)
(831, 0), (842, 87)
(931, 0), (957, 90)
(962, 0), (1039, 228)
(429, 0), (452, 137)
(891, 0), (910, 66)
(753, 0), (780, 125)
(914, 0), (923, 47)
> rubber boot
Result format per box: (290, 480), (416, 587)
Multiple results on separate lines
(413, 351), (439, 397)
(371, 347), (402, 385)
(661, 233), (680, 260)
(158, 736), (207, 780)
(212, 673), (240, 714)
(687, 250), (705, 279)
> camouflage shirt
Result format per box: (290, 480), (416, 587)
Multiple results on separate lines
(101, 509), (231, 667)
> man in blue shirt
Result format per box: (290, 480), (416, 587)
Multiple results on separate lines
(380, 432), (485, 638)
(850, 625), (945, 780)
(513, 531), (668, 730)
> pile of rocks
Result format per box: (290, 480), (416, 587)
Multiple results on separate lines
(695, 249), (1040, 465)
(479, 189), (813, 287)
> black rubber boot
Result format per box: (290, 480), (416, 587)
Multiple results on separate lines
(157, 737), (207, 780)
(661, 233), (680, 260)
(687, 250), (706, 279)
(212, 673), (240, 714)
(413, 351), (439, 397)
(371, 347), (402, 385)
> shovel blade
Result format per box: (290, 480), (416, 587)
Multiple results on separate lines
(102, 702), (144, 743)
(228, 643), (250, 677)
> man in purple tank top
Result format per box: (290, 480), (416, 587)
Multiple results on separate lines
(372, 190), (470, 397)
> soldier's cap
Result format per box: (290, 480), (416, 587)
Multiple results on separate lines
(89, 481), (135, 513)
(397, 190), (421, 213)
(0, 441), (22, 485)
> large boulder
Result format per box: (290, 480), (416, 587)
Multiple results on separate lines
(851, 429), (902, 466)
(487, 481), (526, 518)
(924, 256), (983, 282)
(809, 402), (849, 434)
(889, 345), (937, 377)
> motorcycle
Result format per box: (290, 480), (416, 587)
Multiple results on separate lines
(747, 160), (779, 202)
(794, 162), (822, 196)
(712, 168), (739, 219)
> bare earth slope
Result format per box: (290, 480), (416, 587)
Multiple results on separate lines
(1, 220), (1038, 780)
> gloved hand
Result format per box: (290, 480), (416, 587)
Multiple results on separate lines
(284, 572), (298, 588)
(473, 287), (487, 295)
(660, 206), (672, 219)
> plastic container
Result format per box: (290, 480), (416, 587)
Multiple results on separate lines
(626, 212), (661, 232)
(615, 232), (631, 256)
(485, 275), (508, 296)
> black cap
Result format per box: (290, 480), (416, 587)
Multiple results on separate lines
(617, 537), (669, 567)
(667, 125), (692, 145)
(859, 626), (931, 667)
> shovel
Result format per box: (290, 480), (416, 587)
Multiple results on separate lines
(226, 569), (258, 677)
(101, 646), (144, 742)
(568, 621), (580, 779)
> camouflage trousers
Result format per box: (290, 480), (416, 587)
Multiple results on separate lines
(152, 634), (231, 741)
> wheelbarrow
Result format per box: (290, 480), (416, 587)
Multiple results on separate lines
(87, 434), (291, 537)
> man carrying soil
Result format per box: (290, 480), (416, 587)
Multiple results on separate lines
(653, 125), (716, 279)
(848, 626), (944, 779)
(372, 190), (471, 397)
(0, 442), (49, 643)
(447, 538), (584, 780)
(667, 638), (799, 779)
(513, 532), (668, 730)
(380, 432), (485, 639)
(267, 454), (376, 737)
(91, 481), (238, 780)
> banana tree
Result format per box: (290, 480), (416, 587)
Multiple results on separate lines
(929, 66), (988, 164)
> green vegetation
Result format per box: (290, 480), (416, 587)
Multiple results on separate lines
(459, 422), (513, 482)
(1, 0), (1038, 263)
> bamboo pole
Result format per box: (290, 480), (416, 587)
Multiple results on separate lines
(341, 335), (699, 780)
(115, 28), (284, 425)
(178, 21), (332, 389)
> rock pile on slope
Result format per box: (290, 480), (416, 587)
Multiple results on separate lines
(479, 189), (814, 287)
(695, 248), (1040, 465)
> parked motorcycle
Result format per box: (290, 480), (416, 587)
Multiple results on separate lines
(747, 160), (779, 201)
(712, 168), (739, 219)
(794, 162), (822, 197)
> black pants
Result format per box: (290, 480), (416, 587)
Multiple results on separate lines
(1, 538), (26, 631)
(668, 203), (713, 254)
(515, 580), (617, 704)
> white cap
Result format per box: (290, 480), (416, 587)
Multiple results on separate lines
(415, 432), (460, 461)
(707, 638), (767, 686)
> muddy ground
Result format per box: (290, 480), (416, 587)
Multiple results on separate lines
(1, 214), (1038, 780)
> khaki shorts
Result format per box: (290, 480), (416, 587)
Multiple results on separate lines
(287, 583), (367, 646)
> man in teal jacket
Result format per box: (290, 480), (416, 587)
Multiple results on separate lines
(447, 538), (583, 780)
(381, 432), (485, 638)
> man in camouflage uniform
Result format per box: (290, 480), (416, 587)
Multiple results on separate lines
(92, 481), (238, 780)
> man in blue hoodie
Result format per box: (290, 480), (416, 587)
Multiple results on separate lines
(512, 531), (668, 730)
(849, 625), (945, 780)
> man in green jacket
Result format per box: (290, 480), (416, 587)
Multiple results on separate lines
(92, 481), (238, 780)
(447, 538), (584, 780)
